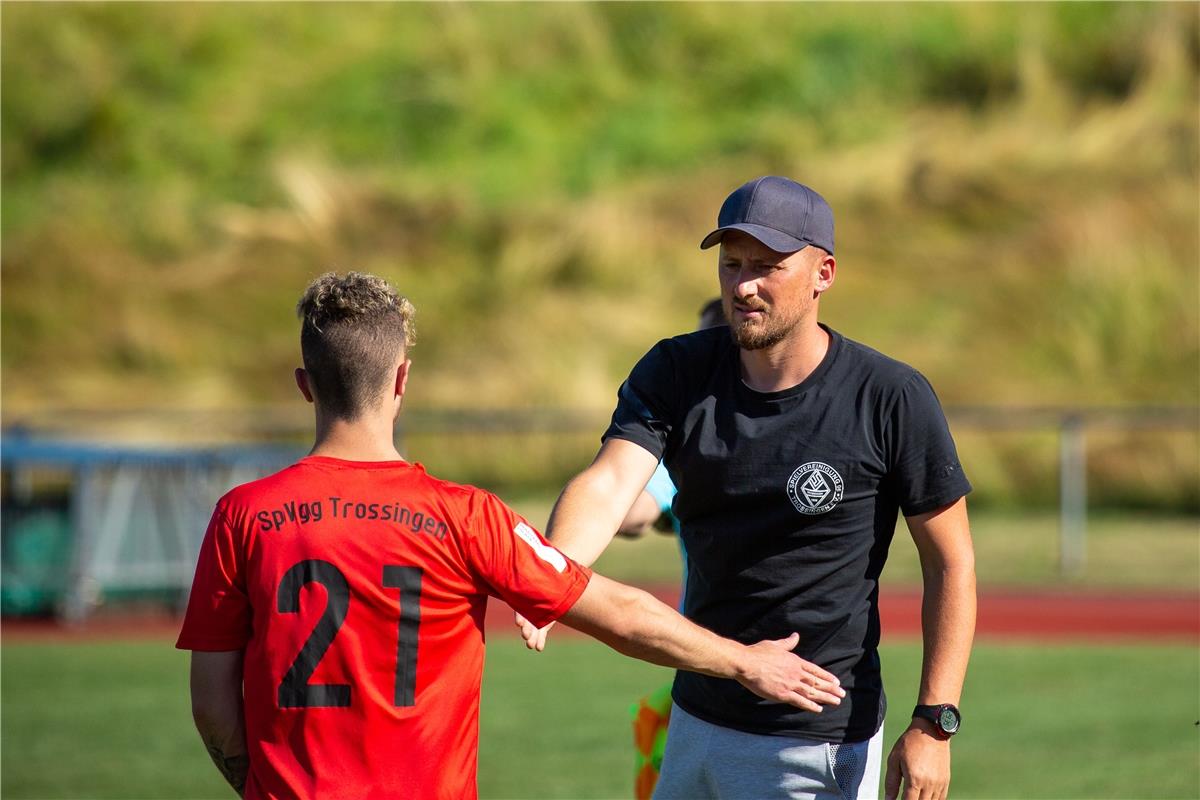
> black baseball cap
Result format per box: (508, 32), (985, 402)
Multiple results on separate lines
(699, 176), (834, 255)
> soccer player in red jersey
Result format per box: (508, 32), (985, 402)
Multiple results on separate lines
(178, 272), (846, 800)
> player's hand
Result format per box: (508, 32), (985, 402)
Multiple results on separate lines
(883, 720), (950, 800)
(735, 632), (845, 712)
(514, 612), (555, 651)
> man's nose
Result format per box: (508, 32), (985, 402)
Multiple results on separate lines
(734, 270), (759, 300)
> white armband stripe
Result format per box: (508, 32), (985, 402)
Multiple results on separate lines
(514, 522), (567, 573)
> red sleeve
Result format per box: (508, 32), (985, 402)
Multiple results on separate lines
(458, 490), (591, 629)
(175, 503), (253, 651)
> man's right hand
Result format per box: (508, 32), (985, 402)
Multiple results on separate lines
(514, 612), (555, 651)
(735, 632), (846, 713)
(521, 613), (844, 712)
(551, 575), (844, 715)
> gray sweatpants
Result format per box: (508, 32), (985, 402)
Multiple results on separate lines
(652, 704), (884, 800)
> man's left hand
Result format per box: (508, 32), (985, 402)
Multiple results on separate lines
(883, 720), (950, 800)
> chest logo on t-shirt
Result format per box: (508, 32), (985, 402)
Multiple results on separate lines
(786, 462), (844, 515)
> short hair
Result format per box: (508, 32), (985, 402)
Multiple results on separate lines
(296, 272), (416, 420)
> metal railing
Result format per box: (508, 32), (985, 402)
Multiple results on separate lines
(945, 407), (1198, 575)
(4, 406), (1196, 591)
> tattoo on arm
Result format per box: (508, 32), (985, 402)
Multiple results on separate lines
(206, 742), (249, 797)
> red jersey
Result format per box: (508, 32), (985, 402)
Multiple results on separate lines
(176, 456), (591, 800)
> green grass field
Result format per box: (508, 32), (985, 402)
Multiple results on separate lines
(2, 636), (1196, 799)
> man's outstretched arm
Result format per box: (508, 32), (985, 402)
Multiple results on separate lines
(884, 497), (976, 800)
(548, 438), (660, 563)
(518, 438), (659, 649)
(190, 650), (250, 798)
(559, 572), (845, 713)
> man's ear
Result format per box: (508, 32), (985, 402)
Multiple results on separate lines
(295, 368), (315, 404)
(395, 358), (412, 401)
(814, 253), (836, 296)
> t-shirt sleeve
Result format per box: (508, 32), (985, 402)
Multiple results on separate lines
(886, 372), (973, 516)
(602, 341), (677, 461)
(176, 503), (253, 652)
(458, 490), (592, 629)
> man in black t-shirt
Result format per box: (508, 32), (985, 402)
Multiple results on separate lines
(522, 177), (976, 800)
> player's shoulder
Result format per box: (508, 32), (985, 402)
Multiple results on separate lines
(832, 327), (923, 389)
(646, 325), (733, 376)
(410, 468), (488, 507)
(408, 471), (531, 555)
(657, 325), (730, 356)
(395, 466), (517, 526)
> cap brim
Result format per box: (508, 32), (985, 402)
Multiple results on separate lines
(699, 223), (809, 253)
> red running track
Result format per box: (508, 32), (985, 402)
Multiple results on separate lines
(875, 588), (1199, 641)
(4, 589), (1197, 643)
(486, 587), (1199, 644)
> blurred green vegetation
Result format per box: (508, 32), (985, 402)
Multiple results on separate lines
(2, 3), (1197, 508)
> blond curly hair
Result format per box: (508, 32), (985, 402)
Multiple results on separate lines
(296, 272), (416, 420)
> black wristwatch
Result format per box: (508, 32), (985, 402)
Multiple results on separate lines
(912, 704), (961, 738)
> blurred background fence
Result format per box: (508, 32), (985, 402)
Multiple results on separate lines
(3, 402), (1195, 620)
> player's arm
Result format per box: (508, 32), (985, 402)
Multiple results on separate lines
(615, 490), (663, 538)
(559, 572), (845, 713)
(885, 497), (976, 800)
(548, 438), (660, 561)
(516, 439), (658, 648)
(190, 650), (249, 798)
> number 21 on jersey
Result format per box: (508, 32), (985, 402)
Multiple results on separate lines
(276, 559), (423, 709)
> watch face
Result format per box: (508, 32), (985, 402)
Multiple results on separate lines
(938, 706), (960, 734)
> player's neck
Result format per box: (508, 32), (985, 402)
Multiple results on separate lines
(738, 320), (829, 394)
(309, 411), (405, 462)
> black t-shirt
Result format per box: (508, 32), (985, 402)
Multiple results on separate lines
(603, 324), (971, 743)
